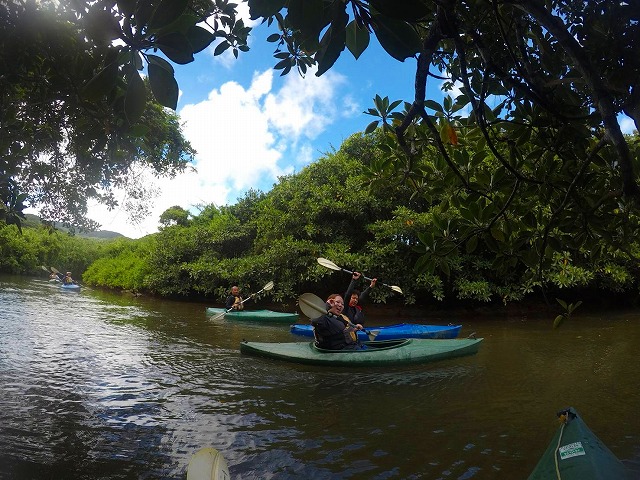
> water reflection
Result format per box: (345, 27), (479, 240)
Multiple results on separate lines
(0, 275), (639, 479)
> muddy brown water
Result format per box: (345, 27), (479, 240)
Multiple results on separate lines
(1, 275), (639, 479)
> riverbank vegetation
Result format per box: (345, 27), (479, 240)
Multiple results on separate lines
(3, 1), (639, 310)
(3, 132), (640, 310)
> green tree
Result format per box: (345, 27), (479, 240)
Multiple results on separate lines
(0, 222), (106, 275)
(159, 206), (192, 227)
(8, 0), (640, 306)
(246, 0), (640, 292)
(1, 0), (207, 230)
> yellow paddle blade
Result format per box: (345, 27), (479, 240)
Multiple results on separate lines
(316, 257), (341, 271)
(297, 293), (327, 318)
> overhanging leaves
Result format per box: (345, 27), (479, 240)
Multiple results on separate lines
(156, 32), (195, 64)
(315, 4), (348, 76)
(148, 62), (178, 110)
(124, 70), (147, 125)
(346, 20), (370, 59)
(370, 13), (421, 62)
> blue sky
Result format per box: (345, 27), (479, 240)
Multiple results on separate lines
(86, 3), (637, 238)
(87, 5), (434, 238)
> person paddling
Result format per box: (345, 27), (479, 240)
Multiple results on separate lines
(225, 286), (244, 311)
(344, 272), (377, 325)
(311, 294), (365, 350)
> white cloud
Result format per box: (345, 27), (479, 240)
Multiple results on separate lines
(87, 66), (346, 238)
(619, 115), (636, 134)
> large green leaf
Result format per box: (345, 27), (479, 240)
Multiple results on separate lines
(117, 0), (136, 16)
(287, 0), (329, 41)
(82, 61), (118, 101)
(124, 70), (147, 125)
(248, 0), (286, 20)
(371, 13), (421, 62)
(186, 25), (215, 54)
(133, 0), (155, 27)
(156, 33), (195, 64)
(147, 54), (174, 74)
(149, 0), (188, 30)
(315, 6), (348, 77)
(346, 21), (370, 60)
(148, 63), (178, 110)
(368, 0), (431, 22)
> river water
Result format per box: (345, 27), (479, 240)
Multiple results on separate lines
(1, 274), (639, 479)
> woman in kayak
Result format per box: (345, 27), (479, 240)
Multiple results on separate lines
(311, 294), (365, 350)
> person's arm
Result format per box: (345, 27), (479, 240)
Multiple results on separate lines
(344, 272), (360, 299)
(225, 295), (235, 309)
(359, 278), (377, 303)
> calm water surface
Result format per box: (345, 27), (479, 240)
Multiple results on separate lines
(1, 275), (639, 479)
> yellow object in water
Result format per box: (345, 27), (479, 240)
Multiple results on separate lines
(187, 447), (230, 480)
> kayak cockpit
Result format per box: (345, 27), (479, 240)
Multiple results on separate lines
(312, 339), (411, 353)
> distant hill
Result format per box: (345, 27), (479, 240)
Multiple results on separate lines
(24, 214), (127, 239)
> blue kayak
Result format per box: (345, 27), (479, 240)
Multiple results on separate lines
(290, 323), (461, 341)
(60, 283), (80, 291)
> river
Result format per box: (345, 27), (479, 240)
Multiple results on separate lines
(1, 274), (639, 479)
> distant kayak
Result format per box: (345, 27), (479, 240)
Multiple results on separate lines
(527, 407), (630, 479)
(290, 322), (461, 341)
(60, 283), (80, 291)
(240, 338), (483, 367)
(206, 308), (298, 322)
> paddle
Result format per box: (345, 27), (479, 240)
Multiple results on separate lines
(42, 265), (59, 282)
(49, 266), (65, 281)
(210, 281), (275, 321)
(316, 257), (403, 294)
(297, 292), (380, 341)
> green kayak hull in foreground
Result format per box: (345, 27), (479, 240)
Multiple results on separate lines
(528, 407), (630, 480)
(205, 308), (299, 322)
(240, 338), (483, 367)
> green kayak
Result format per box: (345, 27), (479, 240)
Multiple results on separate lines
(528, 407), (630, 480)
(240, 338), (483, 367)
(206, 307), (298, 322)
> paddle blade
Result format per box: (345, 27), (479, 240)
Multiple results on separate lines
(366, 330), (380, 341)
(209, 310), (228, 321)
(51, 267), (61, 274)
(390, 285), (403, 294)
(263, 281), (274, 291)
(317, 257), (341, 271)
(298, 293), (328, 318)
(41, 266), (50, 272)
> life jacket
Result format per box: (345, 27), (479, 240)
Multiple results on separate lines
(233, 296), (244, 310)
(312, 313), (357, 349)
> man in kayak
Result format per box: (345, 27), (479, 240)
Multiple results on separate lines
(344, 272), (377, 325)
(311, 294), (365, 350)
(225, 286), (244, 310)
(63, 272), (75, 285)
